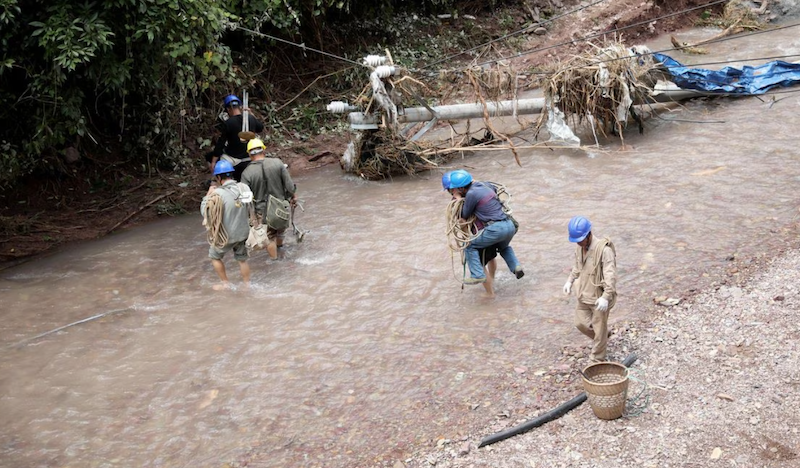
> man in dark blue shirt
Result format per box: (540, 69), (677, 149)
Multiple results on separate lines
(448, 169), (524, 285)
(205, 94), (264, 181)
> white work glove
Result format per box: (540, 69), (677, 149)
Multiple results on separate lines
(595, 297), (609, 312)
(562, 280), (573, 295)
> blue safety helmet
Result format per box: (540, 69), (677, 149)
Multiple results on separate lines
(568, 216), (592, 243)
(441, 171), (452, 191)
(213, 160), (235, 176)
(448, 169), (473, 189)
(223, 94), (241, 108)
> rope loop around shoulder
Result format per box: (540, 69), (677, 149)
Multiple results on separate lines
(204, 192), (229, 249)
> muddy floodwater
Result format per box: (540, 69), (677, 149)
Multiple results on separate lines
(2, 26), (800, 467)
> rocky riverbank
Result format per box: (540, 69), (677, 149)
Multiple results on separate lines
(402, 241), (800, 467)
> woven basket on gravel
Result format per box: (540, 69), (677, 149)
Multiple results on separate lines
(582, 361), (629, 420)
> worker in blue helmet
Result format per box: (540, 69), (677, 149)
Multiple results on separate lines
(205, 93), (265, 181)
(442, 171), (500, 296)
(441, 171), (452, 191)
(448, 169), (523, 286)
(200, 160), (253, 290)
(562, 216), (617, 362)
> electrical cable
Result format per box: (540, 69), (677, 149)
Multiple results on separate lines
(423, 0), (609, 69)
(477, 0), (730, 67)
(446, 198), (478, 252)
(661, 53), (800, 69)
(232, 24), (367, 68)
(203, 192), (229, 249)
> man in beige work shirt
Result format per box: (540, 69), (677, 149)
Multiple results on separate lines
(562, 216), (617, 362)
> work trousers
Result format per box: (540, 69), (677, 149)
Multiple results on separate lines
(464, 219), (519, 279)
(574, 301), (610, 362)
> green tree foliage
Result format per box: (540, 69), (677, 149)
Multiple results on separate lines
(0, 0), (480, 189)
(0, 0), (234, 188)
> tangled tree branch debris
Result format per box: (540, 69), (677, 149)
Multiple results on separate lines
(535, 41), (662, 143)
(345, 59), (522, 180)
(673, 0), (766, 52)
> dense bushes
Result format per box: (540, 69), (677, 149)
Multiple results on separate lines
(0, 0), (514, 189)
(0, 0), (236, 188)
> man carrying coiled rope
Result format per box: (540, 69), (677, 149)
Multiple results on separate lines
(447, 169), (524, 286)
(562, 216), (617, 362)
(443, 172), (498, 297)
(201, 160), (253, 290)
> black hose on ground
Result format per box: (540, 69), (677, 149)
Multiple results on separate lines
(478, 353), (638, 448)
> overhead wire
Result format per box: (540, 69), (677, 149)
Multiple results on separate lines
(229, 8), (800, 103)
(228, 6), (800, 130)
(520, 21), (800, 76)
(497, 21), (800, 105)
(232, 24), (367, 68)
(423, 0), (609, 69)
(476, 0), (730, 68)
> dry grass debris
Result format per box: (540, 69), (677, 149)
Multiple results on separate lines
(536, 41), (660, 142)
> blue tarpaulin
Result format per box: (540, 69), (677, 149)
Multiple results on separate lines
(653, 52), (800, 95)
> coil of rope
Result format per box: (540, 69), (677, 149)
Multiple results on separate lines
(445, 198), (480, 252)
(203, 192), (229, 249)
(445, 182), (515, 252)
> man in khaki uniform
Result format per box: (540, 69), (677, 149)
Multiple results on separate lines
(240, 138), (297, 259)
(562, 216), (617, 362)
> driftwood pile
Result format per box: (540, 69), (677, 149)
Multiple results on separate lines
(346, 128), (439, 180)
(672, 0), (766, 54)
(348, 63), (519, 180)
(536, 41), (660, 141)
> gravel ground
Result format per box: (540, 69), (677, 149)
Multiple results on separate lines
(400, 246), (800, 467)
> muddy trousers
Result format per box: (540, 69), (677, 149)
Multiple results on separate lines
(574, 301), (610, 361)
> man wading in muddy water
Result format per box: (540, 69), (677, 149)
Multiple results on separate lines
(201, 160), (252, 290)
(448, 169), (524, 285)
(562, 216), (617, 362)
(443, 171), (499, 296)
(241, 138), (297, 260)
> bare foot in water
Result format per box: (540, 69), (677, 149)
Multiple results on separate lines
(240, 282), (250, 291)
(212, 282), (231, 291)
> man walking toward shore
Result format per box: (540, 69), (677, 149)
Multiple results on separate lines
(562, 216), (617, 362)
(447, 169), (524, 285)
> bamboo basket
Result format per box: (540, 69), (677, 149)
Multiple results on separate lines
(582, 361), (629, 420)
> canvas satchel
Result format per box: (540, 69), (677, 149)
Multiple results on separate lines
(265, 194), (291, 231)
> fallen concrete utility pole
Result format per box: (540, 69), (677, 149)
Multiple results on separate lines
(343, 88), (718, 128)
(327, 51), (755, 179)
